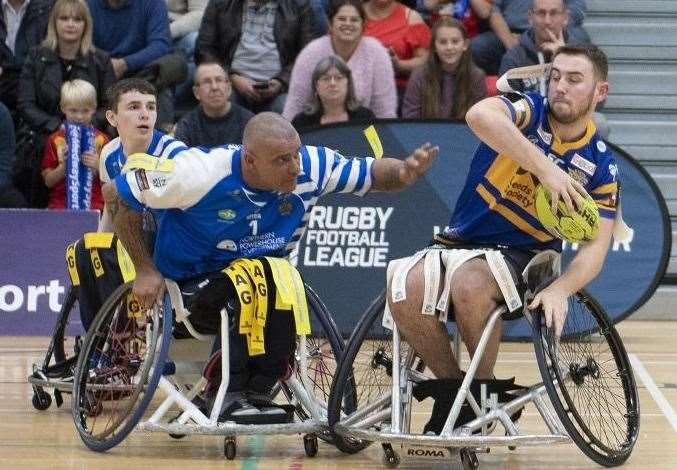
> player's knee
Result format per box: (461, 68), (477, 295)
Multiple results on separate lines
(451, 268), (497, 316)
(388, 263), (425, 322)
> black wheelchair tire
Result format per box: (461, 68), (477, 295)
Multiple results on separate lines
(71, 282), (172, 452)
(327, 290), (390, 455)
(533, 289), (640, 467)
(275, 284), (355, 445)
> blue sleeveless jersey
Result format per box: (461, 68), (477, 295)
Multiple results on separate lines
(114, 144), (374, 280)
(445, 92), (618, 250)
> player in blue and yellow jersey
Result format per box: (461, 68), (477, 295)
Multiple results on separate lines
(102, 109), (439, 420)
(388, 44), (618, 404)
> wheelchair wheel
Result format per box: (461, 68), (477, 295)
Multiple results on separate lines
(276, 285), (356, 444)
(327, 291), (417, 454)
(533, 289), (640, 467)
(72, 282), (172, 452)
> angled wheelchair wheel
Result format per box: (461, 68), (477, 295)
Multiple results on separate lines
(533, 289), (640, 467)
(276, 285), (355, 444)
(327, 291), (418, 454)
(71, 282), (172, 452)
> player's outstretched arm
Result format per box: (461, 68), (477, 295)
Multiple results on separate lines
(466, 97), (588, 213)
(371, 143), (439, 192)
(102, 181), (164, 310)
(529, 217), (614, 339)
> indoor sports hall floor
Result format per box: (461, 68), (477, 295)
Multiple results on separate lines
(1, 321), (676, 470)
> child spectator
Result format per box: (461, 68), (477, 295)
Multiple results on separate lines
(41, 79), (109, 210)
(402, 17), (486, 119)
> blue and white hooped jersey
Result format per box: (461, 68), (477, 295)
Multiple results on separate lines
(445, 92), (619, 250)
(99, 129), (189, 182)
(114, 144), (374, 280)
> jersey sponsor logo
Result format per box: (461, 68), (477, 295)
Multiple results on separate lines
(152, 176), (167, 188)
(217, 239), (238, 251)
(218, 209), (237, 220)
(536, 125), (552, 144)
(570, 153), (596, 176)
(597, 140), (607, 152)
(279, 200), (293, 216)
(609, 163), (618, 180)
(547, 153), (565, 167)
(568, 168), (590, 186)
(134, 169), (149, 191)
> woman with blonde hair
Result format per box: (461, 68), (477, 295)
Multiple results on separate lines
(18, 0), (115, 137)
(402, 17), (486, 120)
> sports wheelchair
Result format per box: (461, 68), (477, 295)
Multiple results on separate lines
(326, 251), (640, 469)
(65, 276), (353, 459)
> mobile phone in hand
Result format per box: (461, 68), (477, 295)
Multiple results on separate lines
(253, 82), (270, 90)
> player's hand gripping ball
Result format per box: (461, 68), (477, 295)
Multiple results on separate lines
(535, 184), (600, 243)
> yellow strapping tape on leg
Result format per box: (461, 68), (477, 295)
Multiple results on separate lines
(83, 232), (114, 249)
(65, 242), (80, 286)
(224, 262), (255, 335)
(265, 257), (311, 335)
(115, 239), (136, 283)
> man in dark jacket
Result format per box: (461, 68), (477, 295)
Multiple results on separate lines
(0, 0), (54, 111)
(196, 0), (317, 114)
(498, 0), (588, 93)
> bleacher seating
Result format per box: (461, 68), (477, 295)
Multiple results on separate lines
(587, 0), (677, 317)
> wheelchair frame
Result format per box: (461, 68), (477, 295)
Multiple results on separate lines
(328, 262), (639, 469)
(71, 278), (349, 459)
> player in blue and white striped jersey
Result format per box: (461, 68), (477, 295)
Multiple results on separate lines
(103, 111), (437, 416)
(105, 112), (438, 303)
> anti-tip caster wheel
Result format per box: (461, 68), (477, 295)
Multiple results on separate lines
(382, 443), (400, 468)
(460, 448), (479, 470)
(303, 434), (318, 457)
(224, 436), (237, 460)
(32, 389), (51, 411)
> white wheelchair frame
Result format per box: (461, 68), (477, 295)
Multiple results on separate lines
(330, 249), (639, 468)
(139, 279), (329, 451)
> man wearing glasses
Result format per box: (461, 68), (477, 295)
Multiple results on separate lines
(174, 61), (254, 147)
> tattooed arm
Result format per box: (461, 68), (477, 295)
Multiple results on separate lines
(102, 181), (164, 308)
(370, 143), (439, 192)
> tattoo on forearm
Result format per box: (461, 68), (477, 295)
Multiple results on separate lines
(374, 161), (405, 192)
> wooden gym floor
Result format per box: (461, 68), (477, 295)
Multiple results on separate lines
(1, 321), (676, 469)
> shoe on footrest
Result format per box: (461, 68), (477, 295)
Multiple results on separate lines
(218, 392), (295, 425)
(413, 376), (527, 435)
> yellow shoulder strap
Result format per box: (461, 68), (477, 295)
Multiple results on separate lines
(65, 242), (80, 286)
(123, 153), (175, 173)
(83, 232), (114, 249)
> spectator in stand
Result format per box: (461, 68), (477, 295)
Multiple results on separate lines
(18, 0), (115, 139)
(87, 0), (185, 129)
(309, 0), (330, 36)
(363, 0), (432, 94)
(499, 0), (586, 93)
(0, 101), (28, 207)
(196, 0), (317, 114)
(0, 0), (54, 111)
(283, 0), (396, 121)
(174, 61), (253, 147)
(166, 0), (207, 111)
(402, 17), (486, 119)
(41, 79), (109, 210)
(417, 0), (491, 38)
(471, 0), (588, 75)
(291, 55), (374, 129)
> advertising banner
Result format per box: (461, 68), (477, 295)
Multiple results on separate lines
(0, 209), (98, 335)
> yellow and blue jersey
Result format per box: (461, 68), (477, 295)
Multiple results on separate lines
(444, 92), (618, 250)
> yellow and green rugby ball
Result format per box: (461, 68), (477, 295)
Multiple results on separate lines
(535, 184), (600, 243)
